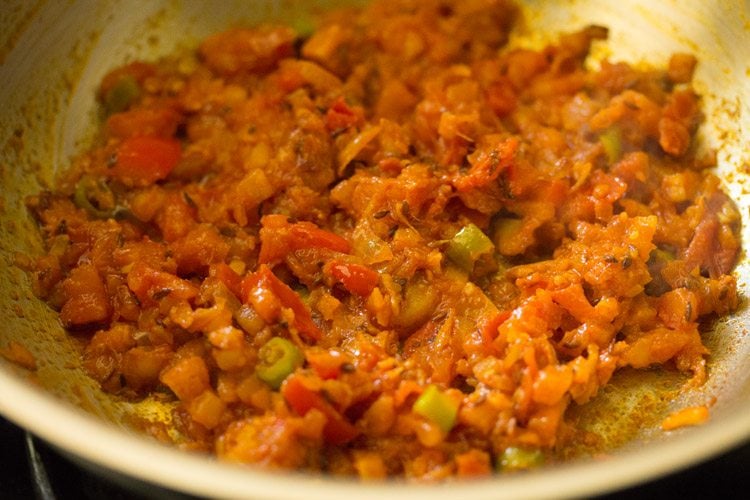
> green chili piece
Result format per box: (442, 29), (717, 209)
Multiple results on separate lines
(445, 223), (494, 271)
(394, 279), (437, 330)
(73, 175), (115, 219)
(599, 126), (622, 164)
(256, 337), (304, 390)
(497, 446), (545, 472)
(103, 75), (141, 115)
(413, 384), (458, 433)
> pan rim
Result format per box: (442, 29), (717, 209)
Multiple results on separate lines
(1, 1), (750, 497)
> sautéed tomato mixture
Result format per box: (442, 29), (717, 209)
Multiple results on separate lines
(26, 0), (741, 480)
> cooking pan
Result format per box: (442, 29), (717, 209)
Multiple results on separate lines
(1, 1), (749, 498)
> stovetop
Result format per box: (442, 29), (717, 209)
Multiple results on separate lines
(1, 415), (748, 499)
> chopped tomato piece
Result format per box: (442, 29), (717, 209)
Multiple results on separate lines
(109, 136), (182, 186)
(106, 107), (182, 139)
(281, 374), (359, 445)
(306, 349), (349, 379)
(259, 214), (351, 265)
(325, 96), (364, 132)
(479, 311), (510, 347)
(199, 26), (296, 76)
(241, 265), (322, 341)
(326, 260), (379, 296)
(453, 137), (518, 191)
(455, 450), (492, 477)
(160, 356), (210, 401)
(126, 261), (198, 305)
(171, 225), (230, 275)
(120, 345), (173, 391)
(210, 263), (243, 298)
(241, 271), (282, 323)
(661, 405), (709, 431)
(683, 193), (739, 278)
(59, 264), (111, 327)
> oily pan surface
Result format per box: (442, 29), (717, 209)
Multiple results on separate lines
(1, 0), (750, 492)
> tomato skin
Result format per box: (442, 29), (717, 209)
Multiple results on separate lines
(258, 214), (351, 265)
(241, 270), (282, 323)
(209, 263), (243, 298)
(326, 260), (379, 296)
(281, 374), (359, 445)
(241, 265), (322, 341)
(109, 136), (182, 186)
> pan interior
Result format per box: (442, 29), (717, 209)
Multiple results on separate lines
(0, 0), (748, 485)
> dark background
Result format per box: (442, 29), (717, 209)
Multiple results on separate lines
(1, 415), (748, 499)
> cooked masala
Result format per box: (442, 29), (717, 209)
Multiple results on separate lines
(25, 0), (740, 480)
